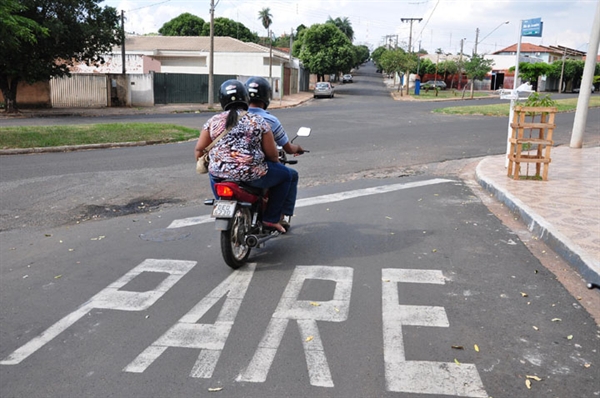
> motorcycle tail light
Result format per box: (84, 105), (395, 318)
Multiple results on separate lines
(216, 185), (234, 198)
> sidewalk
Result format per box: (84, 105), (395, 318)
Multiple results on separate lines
(0, 91), (315, 119)
(476, 146), (600, 288)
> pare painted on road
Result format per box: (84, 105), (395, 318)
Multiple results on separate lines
(1, 259), (487, 397)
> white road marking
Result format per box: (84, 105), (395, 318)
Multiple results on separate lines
(237, 266), (353, 387)
(167, 178), (454, 229)
(124, 263), (256, 378)
(382, 268), (487, 397)
(1, 259), (196, 365)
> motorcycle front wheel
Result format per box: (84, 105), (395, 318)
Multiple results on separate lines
(220, 207), (252, 269)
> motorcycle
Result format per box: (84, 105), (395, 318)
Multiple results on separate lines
(204, 127), (311, 269)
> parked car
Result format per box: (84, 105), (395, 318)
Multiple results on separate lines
(313, 82), (334, 98)
(342, 74), (353, 83)
(421, 80), (447, 90)
(573, 85), (596, 93)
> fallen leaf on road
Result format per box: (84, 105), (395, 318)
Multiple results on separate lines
(584, 363), (591, 368)
(526, 375), (542, 381)
(208, 387), (223, 392)
(551, 318), (561, 322)
(567, 335), (573, 340)
(525, 379), (532, 389)
(451, 345), (464, 350)
(385, 216), (392, 220)
(520, 292), (528, 297)
(54, 275), (62, 279)
(533, 326), (539, 331)
(474, 344), (480, 352)
(310, 302), (320, 306)
(454, 358), (460, 365)
(305, 336), (314, 342)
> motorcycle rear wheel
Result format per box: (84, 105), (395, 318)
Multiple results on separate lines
(220, 207), (252, 269)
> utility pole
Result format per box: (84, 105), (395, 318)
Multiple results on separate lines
(473, 28), (480, 55)
(208, 0), (215, 108)
(458, 38), (465, 90)
(401, 18), (422, 95)
(269, 29), (273, 82)
(120, 10), (126, 75)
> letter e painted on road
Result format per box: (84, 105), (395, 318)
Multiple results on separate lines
(382, 268), (487, 397)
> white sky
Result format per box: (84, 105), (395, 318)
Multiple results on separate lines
(101, 0), (600, 55)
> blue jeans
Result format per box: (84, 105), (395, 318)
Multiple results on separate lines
(210, 161), (297, 223)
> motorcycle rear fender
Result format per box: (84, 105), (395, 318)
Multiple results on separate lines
(214, 218), (231, 231)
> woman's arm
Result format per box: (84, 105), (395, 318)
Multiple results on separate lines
(194, 129), (212, 161)
(261, 130), (280, 163)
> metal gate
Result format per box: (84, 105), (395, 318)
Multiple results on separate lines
(153, 73), (236, 104)
(50, 75), (108, 108)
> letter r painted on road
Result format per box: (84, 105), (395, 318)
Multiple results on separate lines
(0, 259), (197, 365)
(238, 266), (353, 388)
(381, 269), (487, 397)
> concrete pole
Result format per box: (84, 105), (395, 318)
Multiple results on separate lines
(505, 24), (523, 167)
(208, 0), (214, 108)
(570, 0), (600, 148)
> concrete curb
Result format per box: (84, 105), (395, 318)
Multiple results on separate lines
(475, 160), (600, 289)
(0, 140), (170, 155)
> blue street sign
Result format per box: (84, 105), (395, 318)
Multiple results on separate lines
(522, 18), (543, 37)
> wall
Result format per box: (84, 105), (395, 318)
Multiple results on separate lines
(0, 81), (51, 108)
(128, 74), (154, 107)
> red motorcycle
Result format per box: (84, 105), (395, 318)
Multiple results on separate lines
(204, 128), (310, 269)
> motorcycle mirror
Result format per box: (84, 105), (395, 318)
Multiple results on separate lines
(296, 127), (311, 137)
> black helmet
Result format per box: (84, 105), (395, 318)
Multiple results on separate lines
(245, 76), (271, 108)
(219, 79), (249, 111)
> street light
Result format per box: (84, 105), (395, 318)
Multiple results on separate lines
(475, 21), (509, 55)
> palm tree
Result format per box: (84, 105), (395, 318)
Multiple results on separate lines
(326, 16), (354, 42)
(258, 8), (273, 79)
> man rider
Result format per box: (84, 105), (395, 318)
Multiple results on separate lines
(245, 76), (305, 230)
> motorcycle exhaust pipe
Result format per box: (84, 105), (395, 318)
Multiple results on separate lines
(246, 233), (277, 248)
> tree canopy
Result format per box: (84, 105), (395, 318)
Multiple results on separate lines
(200, 17), (259, 42)
(0, 0), (122, 113)
(293, 23), (355, 80)
(158, 14), (259, 42)
(158, 13), (205, 36)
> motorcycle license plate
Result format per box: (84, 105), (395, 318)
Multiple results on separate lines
(211, 201), (237, 218)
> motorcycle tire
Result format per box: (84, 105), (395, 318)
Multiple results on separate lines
(220, 207), (252, 269)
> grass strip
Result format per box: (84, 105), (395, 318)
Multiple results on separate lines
(0, 123), (199, 149)
(432, 96), (600, 116)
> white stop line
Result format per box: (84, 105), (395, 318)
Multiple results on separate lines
(167, 178), (455, 229)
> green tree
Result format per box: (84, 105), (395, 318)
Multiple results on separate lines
(463, 54), (494, 98)
(354, 45), (370, 66)
(326, 16), (354, 42)
(371, 46), (388, 71)
(0, 0), (122, 113)
(379, 49), (417, 92)
(200, 17), (258, 42)
(159, 13), (205, 36)
(293, 23), (355, 81)
(0, 0), (48, 51)
(511, 62), (553, 91)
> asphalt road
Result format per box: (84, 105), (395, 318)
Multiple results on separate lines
(1, 63), (599, 398)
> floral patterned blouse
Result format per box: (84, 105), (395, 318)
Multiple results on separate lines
(204, 110), (271, 181)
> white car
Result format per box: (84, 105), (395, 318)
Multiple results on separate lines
(573, 85), (595, 93)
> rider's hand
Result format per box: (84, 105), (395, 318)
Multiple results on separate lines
(294, 144), (305, 156)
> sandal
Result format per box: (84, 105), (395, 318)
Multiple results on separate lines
(263, 221), (286, 233)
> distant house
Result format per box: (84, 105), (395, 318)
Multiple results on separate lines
(71, 36), (300, 93)
(484, 43), (586, 91)
(56, 35), (306, 107)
